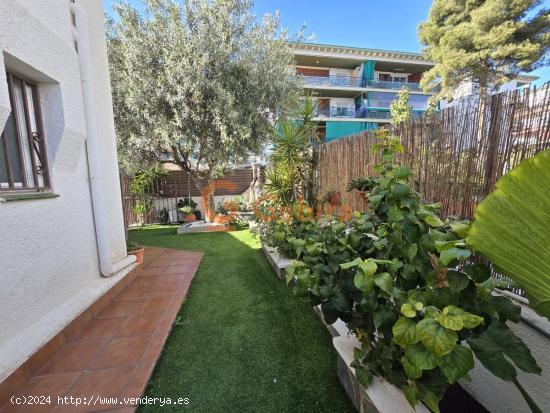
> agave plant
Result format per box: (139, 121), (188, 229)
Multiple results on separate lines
(468, 149), (550, 320)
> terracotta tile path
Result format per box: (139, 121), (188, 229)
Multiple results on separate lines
(0, 247), (202, 413)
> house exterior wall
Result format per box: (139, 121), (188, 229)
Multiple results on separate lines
(0, 0), (131, 381)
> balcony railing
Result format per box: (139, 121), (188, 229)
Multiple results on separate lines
(365, 79), (424, 92)
(300, 75), (423, 91)
(314, 107), (427, 120)
(315, 107), (357, 118)
(302, 75), (364, 88)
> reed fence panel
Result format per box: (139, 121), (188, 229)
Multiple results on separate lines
(317, 82), (550, 220)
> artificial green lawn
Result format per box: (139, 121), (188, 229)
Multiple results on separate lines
(129, 225), (355, 413)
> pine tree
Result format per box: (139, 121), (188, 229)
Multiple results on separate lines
(418, 0), (550, 102)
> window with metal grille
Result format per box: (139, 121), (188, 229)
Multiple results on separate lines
(0, 72), (50, 191)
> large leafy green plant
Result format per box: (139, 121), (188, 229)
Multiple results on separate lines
(468, 150), (550, 320)
(278, 135), (541, 412)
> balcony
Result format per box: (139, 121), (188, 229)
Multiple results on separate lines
(365, 79), (423, 92)
(314, 106), (426, 120)
(302, 75), (364, 88)
(300, 75), (424, 92)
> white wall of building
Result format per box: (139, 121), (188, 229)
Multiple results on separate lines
(0, 0), (130, 381)
(329, 68), (354, 78)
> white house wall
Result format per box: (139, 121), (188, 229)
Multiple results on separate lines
(0, 0), (129, 381)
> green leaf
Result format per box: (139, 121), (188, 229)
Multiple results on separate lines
(421, 389), (442, 413)
(439, 247), (471, 265)
(437, 346), (474, 382)
(354, 272), (374, 292)
(416, 318), (458, 356)
(401, 303), (417, 318)
(368, 194), (384, 209)
(449, 221), (470, 238)
(436, 306), (484, 331)
(374, 307), (397, 329)
(424, 214), (444, 227)
(403, 385), (420, 408)
(468, 321), (542, 382)
(447, 270), (470, 293)
(373, 272), (394, 294)
(394, 166), (412, 180)
(492, 296), (521, 322)
(401, 343), (437, 379)
(393, 317), (417, 347)
(391, 183), (411, 199)
(463, 263), (491, 283)
(340, 258), (362, 270)
(359, 260), (378, 276)
(355, 366), (373, 388)
(408, 243), (418, 260)
(468, 150), (550, 320)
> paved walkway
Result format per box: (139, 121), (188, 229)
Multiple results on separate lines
(0, 247), (202, 413)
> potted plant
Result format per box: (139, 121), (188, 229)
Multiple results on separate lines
(347, 177), (376, 201)
(127, 241), (145, 265)
(322, 190), (340, 206)
(177, 197), (199, 221)
(213, 202), (230, 224)
(179, 205), (197, 222)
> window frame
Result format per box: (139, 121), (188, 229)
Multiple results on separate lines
(1, 71), (50, 192)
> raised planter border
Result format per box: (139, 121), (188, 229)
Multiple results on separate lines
(262, 245), (292, 281)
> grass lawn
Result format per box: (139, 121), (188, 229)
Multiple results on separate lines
(129, 225), (355, 413)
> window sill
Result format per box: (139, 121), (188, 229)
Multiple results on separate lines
(0, 192), (60, 202)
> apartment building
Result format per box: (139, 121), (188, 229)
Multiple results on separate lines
(291, 42), (436, 141)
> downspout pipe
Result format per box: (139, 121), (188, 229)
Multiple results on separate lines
(70, 1), (135, 277)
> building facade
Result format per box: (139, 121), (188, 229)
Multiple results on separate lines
(0, 0), (134, 382)
(291, 42), (435, 141)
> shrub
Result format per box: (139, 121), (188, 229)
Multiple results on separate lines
(278, 135), (541, 412)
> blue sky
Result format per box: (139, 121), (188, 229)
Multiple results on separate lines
(102, 0), (550, 85)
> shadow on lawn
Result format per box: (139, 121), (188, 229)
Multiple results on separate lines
(128, 225), (355, 413)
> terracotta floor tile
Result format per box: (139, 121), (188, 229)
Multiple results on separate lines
(2, 372), (80, 413)
(121, 362), (155, 400)
(138, 297), (171, 315)
(115, 313), (164, 338)
(163, 265), (194, 274)
(72, 318), (125, 342)
(141, 332), (169, 363)
(89, 337), (150, 369)
(114, 286), (149, 301)
(37, 340), (108, 376)
(126, 277), (156, 289)
(1, 249), (203, 413)
(146, 286), (176, 298)
(97, 300), (142, 319)
(53, 366), (134, 413)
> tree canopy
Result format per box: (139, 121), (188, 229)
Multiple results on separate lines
(390, 87), (413, 126)
(107, 0), (299, 178)
(418, 0), (550, 100)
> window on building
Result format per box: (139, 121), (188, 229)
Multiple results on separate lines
(0, 72), (50, 191)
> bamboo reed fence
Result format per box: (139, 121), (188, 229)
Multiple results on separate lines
(318, 82), (550, 219)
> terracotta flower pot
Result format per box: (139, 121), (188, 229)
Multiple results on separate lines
(328, 192), (340, 206)
(128, 247), (145, 265)
(214, 214), (230, 225)
(184, 213), (197, 223)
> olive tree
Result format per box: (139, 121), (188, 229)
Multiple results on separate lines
(107, 0), (299, 216)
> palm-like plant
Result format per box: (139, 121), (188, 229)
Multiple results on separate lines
(262, 165), (293, 206)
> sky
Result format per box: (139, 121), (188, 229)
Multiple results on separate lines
(102, 0), (550, 86)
